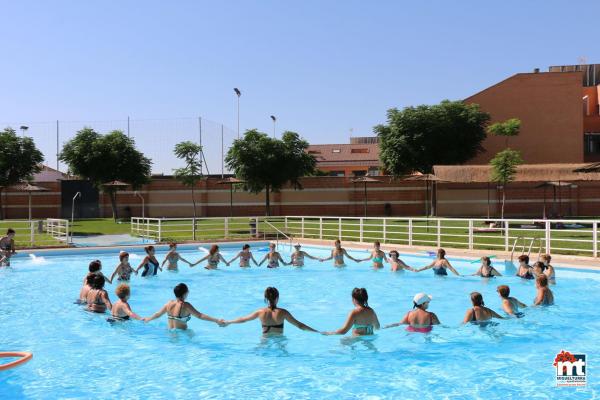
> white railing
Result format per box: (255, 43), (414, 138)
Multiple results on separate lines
(0, 218), (70, 248)
(130, 216), (600, 258)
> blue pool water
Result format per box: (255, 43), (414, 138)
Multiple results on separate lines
(1, 243), (598, 399)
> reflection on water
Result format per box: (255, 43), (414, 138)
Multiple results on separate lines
(255, 334), (290, 356)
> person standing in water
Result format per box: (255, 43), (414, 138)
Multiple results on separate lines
(223, 287), (318, 335)
(86, 275), (112, 314)
(361, 241), (388, 269)
(320, 239), (362, 267)
(192, 245), (229, 270)
(228, 244), (259, 268)
(110, 252), (137, 282)
(533, 275), (555, 306)
(324, 288), (380, 336)
(472, 256), (502, 278)
(144, 283), (225, 330)
(516, 255), (534, 279)
(417, 249), (460, 276)
(385, 293), (440, 333)
(109, 284), (142, 322)
(258, 243), (289, 268)
(289, 243), (320, 267)
(462, 292), (503, 324)
(135, 246), (162, 277)
(496, 285), (527, 317)
(0, 228), (16, 266)
(161, 243), (193, 271)
(388, 251), (417, 272)
(539, 254), (556, 284)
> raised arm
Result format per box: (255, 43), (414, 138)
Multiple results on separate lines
(384, 312), (410, 329)
(258, 253), (269, 266)
(320, 250), (334, 262)
(283, 309), (318, 332)
(224, 310), (260, 325)
(302, 251), (319, 261)
(191, 254), (209, 267)
(177, 254), (193, 266)
(161, 251), (172, 267)
(343, 249), (360, 263)
(417, 260), (436, 272)
(278, 253), (290, 266)
(361, 252), (374, 262)
(250, 253), (259, 266)
(124, 303), (143, 321)
(489, 308), (505, 319)
(398, 259), (417, 272)
(219, 253), (230, 266)
(187, 303), (225, 325)
(227, 252), (242, 265)
(135, 256), (149, 273)
(109, 265), (120, 283)
(324, 310), (355, 335)
(444, 260), (460, 276)
(144, 303), (169, 322)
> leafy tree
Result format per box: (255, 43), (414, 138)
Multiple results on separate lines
(490, 149), (523, 219)
(0, 128), (44, 219)
(173, 141), (203, 239)
(487, 118), (521, 148)
(376, 100), (490, 175)
(60, 128), (152, 221)
(226, 130), (316, 215)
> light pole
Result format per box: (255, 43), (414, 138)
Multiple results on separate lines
(20, 125), (29, 136)
(234, 88), (241, 138)
(71, 192), (81, 243)
(134, 191), (145, 218)
(270, 115), (276, 138)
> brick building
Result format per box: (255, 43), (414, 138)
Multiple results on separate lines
(307, 137), (381, 177)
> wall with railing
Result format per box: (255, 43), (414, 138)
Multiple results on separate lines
(131, 216), (600, 258)
(0, 219), (70, 248)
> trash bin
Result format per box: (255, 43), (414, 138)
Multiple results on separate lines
(384, 203), (392, 217)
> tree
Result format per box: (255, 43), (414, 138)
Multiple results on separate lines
(0, 128), (44, 219)
(376, 100), (490, 175)
(173, 141), (203, 239)
(60, 128), (152, 221)
(225, 130), (316, 215)
(490, 149), (523, 219)
(487, 118), (521, 148)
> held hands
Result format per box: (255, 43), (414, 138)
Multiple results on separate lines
(217, 319), (228, 327)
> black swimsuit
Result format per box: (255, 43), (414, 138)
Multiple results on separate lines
(142, 258), (160, 277)
(262, 322), (284, 334)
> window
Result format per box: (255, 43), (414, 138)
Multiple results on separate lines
(332, 149), (341, 153)
(352, 170), (367, 177)
(328, 171), (345, 177)
(584, 133), (600, 154)
(350, 148), (369, 154)
(368, 167), (380, 176)
(308, 150), (321, 154)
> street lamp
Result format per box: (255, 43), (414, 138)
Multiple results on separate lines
(234, 88), (241, 138)
(134, 191), (145, 218)
(270, 115), (276, 138)
(20, 125), (29, 136)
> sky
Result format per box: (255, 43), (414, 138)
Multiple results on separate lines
(1, 0), (599, 173)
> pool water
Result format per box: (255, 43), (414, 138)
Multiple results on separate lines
(1, 244), (598, 399)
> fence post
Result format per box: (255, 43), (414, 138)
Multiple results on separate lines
(158, 219), (162, 242)
(408, 219), (413, 246)
(319, 217), (323, 240)
(30, 221), (35, 246)
(284, 216), (288, 232)
(360, 218), (364, 243)
(468, 219), (473, 250)
(338, 217), (342, 240)
(437, 219), (441, 247)
(146, 218), (150, 239)
(504, 220), (509, 252)
(65, 220), (69, 245)
(383, 218), (387, 244)
(594, 222), (598, 258)
(545, 220), (551, 254)
(224, 217), (229, 239)
(301, 217), (304, 238)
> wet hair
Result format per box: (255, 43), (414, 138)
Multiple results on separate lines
(264, 287), (279, 310)
(437, 248), (446, 258)
(91, 274), (105, 290)
(174, 283), (189, 299)
(533, 261), (545, 271)
(85, 273), (95, 286)
(481, 256), (491, 266)
(335, 239), (341, 245)
(540, 254), (551, 262)
(6, 228), (15, 235)
(537, 274), (549, 287)
(209, 245), (219, 255)
(497, 285), (510, 298)
(352, 288), (369, 308)
(169, 242), (177, 249)
(374, 241), (380, 246)
(115, 284), (130, 300)
(269, 243), (276, 249)
(89, 260), (101, 273)
(145, 246), (154, 254)
(119, 252), (129, 262)
(243, 244), (250, 250)
(518, 254), (529, 264)
(470, 292), (484, 307)
(389, 250), (399, 258)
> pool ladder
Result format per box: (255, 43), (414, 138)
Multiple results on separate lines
(509, 236), (543, 262)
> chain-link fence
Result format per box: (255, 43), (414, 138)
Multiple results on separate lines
(0, 117), (238, 176)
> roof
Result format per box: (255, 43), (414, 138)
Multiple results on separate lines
(307, 143), (380, 163)
(433, 164), (600, 183)
(32, 164), (69, 182)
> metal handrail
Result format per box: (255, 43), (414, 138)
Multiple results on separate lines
(528, 237), (543, 260)
(263, 220), (293, 251)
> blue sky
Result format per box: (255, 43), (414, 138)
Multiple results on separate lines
(1, 1), (599, 173)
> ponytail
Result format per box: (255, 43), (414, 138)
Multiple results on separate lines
(352, 287), (369, 308)
(264, 287), (279, 310)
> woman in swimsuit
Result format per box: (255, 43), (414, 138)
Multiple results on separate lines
(417, 248), (460, 276)
(109, 284), (142, 322)
(192, 245), (229, 270)
(472, 256), (502, 278)
(320, 239), (361, 267)
(144, 283), (225, 330)
(86, 274), (112, 313)
(110, 252), (137, 282)
(361, 241), (388, 269)
(224, 287), (318, 335)
(289, 243), (319, 267)
(533, 275), (555, 306)
(324, 288), (380, 336)
(385, 293), (440, 333)
(161, 242), (192, 271)
(0, 228), (16, 266)
(462, 292), (503, 324)
(388, 250), (417, 272)
(258, 243), (289, 268)
(516, 255), (534, 279)
(78, 274), (95, 304)
(539, 254), (556, 284)
(135, 246), (162, 277)
(80, 260), (111, 302)
(496, 285), (527, 317)
(228, 244), (258, 268)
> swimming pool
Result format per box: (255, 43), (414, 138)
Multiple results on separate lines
(1, 243), (597, 399)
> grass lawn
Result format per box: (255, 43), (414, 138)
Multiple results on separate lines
(70, 218), (131, 236)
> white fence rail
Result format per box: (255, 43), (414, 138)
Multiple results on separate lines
(131, 216), (600, 258)
(0, 218), (70, 247)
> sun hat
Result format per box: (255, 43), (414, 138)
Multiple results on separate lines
(413, 293), (432, 306)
